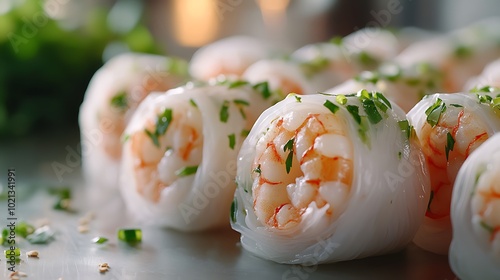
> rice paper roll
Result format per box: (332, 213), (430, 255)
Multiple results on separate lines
(79, 53), (188, 192)
(242, 59), (315, 96)
(327, 63), (443, 112)
(450, 133), (500, 280)
(120, 82), (274, 231)
(291, 28), (399, 91)
(395, 19), (500, 92)
(407, 90), (500, 254)
(464, 59), (500, 91)
(231, 90), (430, 264)
(189, 36), (279, 81)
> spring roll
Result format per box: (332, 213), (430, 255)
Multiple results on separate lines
(120, 81), (275, 231)
(408, 90), (500, 254)
(450, 133), (500, 280)
(79, 53), (188, 192)
(189, 36), (278, 81)
(231, 90), (429, 264)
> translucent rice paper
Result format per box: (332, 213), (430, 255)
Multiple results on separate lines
(291, 28), (400, 92)
(464, 58), (500, 91)
(79, 53), (188, 194)
(407, 92), (500, 254)
(450, 133), (500, 280)
(120, 83), (272, 231)
(189, 36), (278, 81)
(231, 92), (430, 264)
(327, 63), (443, 112)
(394, 18), (500, 93)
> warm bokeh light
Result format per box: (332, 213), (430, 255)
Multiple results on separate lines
(173, 0), (219, 47)
(257, 0), (290, 29)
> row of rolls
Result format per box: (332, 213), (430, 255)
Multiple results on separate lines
(79, 18), (500, 278)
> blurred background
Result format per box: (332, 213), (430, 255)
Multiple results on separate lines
(0, 0), (499, 140)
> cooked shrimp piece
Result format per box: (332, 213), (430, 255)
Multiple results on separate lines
(128, 101), (203, 202)
(252, 112), (353, 229)
(232, 91), (429, 264)
(450, 132), (500, 280)
(408, 92), (500, 254)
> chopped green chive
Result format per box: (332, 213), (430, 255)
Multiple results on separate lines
(16, 221), (35, 238)
(284, 138), (295, 174)
(110, 91), (128, 111)
(346, 105), (361, 124)
(240, 129), (250, 137)
(4, 248), (20, 257)
(336, 94), (347, 105)
(121, 134), (130, 143)
(145, 108), (173, 148)
(358, 51), (378, 66)
(445, 132), (455, 161)
(398, 120), (411, 140)
(301, 57), (330, 77)
(228, 80), (249, 89)
(228, 134), (236, 150)
(1, 229), (7, 245)
(253, 82), (271, 100)
(230, 199), (237, 223)
(374, 92), (392, 109)
(175, 166), (199, 177)
(480, 221), (494, 233)
(253, 164), (262, 175)
(233, 99), (250, 106)
(424, 98), (446, 127)
(323, 100), (339, 114)
(220, 101), (230, 123)
(454, 45), (472, 58)
(398, 151), (402, 160)
(294, 95), (302, 103)
(362, 99), (383, 124)
(329, 36), (343, 45)
(92, 236), (109, 244)
(449, 103), (463, 108)
(117, 229), (142, 244)
(189, 99), (198, 108)
(49, 187), (73, 212)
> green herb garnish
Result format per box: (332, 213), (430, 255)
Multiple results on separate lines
(253, 82), (271, 100)
(294, 95), (302, 103)
(398, 120), (411, 140)
(175, 166), (199, 177)
(480, 221), (494, 233)
(110, 91), (128, 111)
(228, 80), (249, 89)
(424, 98), (446, 127)
(283, 138), (295, 174)
(449, 103), (463, 108)
(240, 129), (250, 137)
(117, 229), (142, 244)
(253, 164), (261, 174)
(220, 101), (230, 123)
(362, 99), (383, 124)
(16, 222), (35, 238)
(230, 199), (237, 223)
(4, 248), (20, 257)
(323, 100), (339, 114)
(454, 45), (472, 58)
(358, 51), (378, 66)
(228, 134), (236, 150)
(336, 94), (347, 105)
(145, 108), (173, 148)
(189, 99), (198, 108)
(330, 36), (343, 45)
(92, 236), (109, 244)
(346, 105), (361, 124)
(445, 132), (455, 161)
